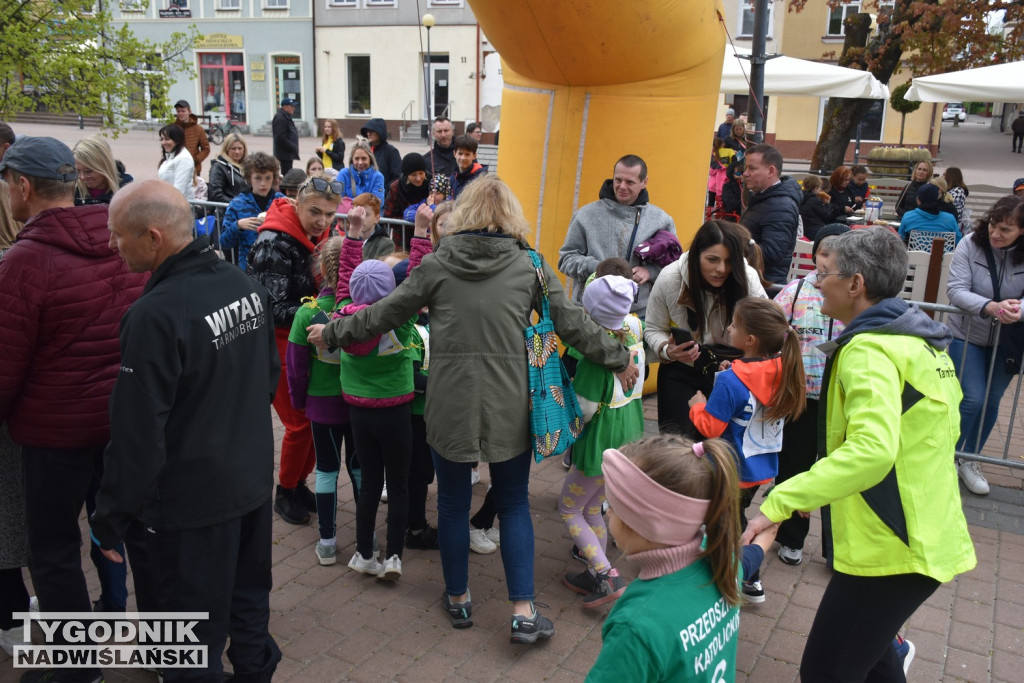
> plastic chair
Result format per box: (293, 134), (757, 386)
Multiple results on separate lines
(907, 230), (957, 254)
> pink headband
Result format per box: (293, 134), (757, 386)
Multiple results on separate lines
(601, 447), (710, 547)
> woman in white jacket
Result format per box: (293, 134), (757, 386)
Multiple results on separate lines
(157, 125), (195, 200)
(644, 219), (767, 436)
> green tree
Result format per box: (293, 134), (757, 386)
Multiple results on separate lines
(0, 0), (197, 132)
(889, 82), (921, 145)
(789, 0), (1024, 171)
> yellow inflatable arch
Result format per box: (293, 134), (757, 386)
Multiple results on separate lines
(468, 0), (726, 262)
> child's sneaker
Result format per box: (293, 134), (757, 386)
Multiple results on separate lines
(442, 592), (473, 629)
(777, 545), (802, 566)
(378, 554), (402, 582)
(348, 551), (382, 576)
(469, 527), (497, 554)
(510, 607), (555, 644)
(570, 544), (587, 565)
(563, 569), (599, 596)
(893, 634), (915, 674)
(742, 579), (766, 604)
(484, 526), (500, 546)
(315, 542), (337, 566)
(406, 524), (439, 550)
(582, 568), (625, 608)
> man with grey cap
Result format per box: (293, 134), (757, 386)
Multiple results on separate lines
(716, 108), (736, 139)
(0, 137), (147, 682)
(272, 98), (300, 173)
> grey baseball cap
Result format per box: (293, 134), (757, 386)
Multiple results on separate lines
(0, 136), (77, 181)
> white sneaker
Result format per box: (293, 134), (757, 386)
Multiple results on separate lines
(471, 468), (481, 486)
(777, 545), (802, 566)
(380, 481), (388, 503)
(469, 527), (497, 554)
(378, 554), (402, 581)
(484, 527), (501, 546)
(348, 551), (383, 576)
(958, 460), (990, 495)
(0, 624), (26, 656)
(29, 596), (38, 613)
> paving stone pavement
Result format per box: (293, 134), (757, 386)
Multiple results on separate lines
(4, 395), (1024, 683)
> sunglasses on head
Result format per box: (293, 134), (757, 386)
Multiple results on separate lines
(300, 177), (343, 195)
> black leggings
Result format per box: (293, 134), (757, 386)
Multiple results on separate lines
(349, 403), (412, 560)
(408, 414), (435, 531)
(656, 361), (715, 437)
(776, 398), (819, 550)
(801, 571), (939, 682)
(0, 567), (29, 629)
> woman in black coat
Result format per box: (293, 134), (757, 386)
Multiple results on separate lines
(208, 133), (250, 204)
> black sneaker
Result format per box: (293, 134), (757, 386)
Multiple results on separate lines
(570, 544), (587, 565)
(582, 569), (625, 608)
(406, 524), (439, 550)
(274, 485), (310, 525)
(294, 481), (317, 513)
(510, 608), (555, 644)
(441, 592), (473, 629)
(742, 579), (765, 604)
(563, 569), (599, 596)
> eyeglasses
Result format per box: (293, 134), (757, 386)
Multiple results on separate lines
(300, 177), (343, 195)
(815, 271), (851, 281)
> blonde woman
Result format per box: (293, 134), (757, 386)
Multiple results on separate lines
(73, 135), (129, 206)
(208, 132), (248, 203)
(336, 141), (384, 201)
(315, 119), (345, 170)
(308, 176), (638, 642)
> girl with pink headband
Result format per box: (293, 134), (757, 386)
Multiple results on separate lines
(588, 435), (777, 682)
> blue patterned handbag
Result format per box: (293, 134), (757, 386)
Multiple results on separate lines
(525, 250), (585, 463)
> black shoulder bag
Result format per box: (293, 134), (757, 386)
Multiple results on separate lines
(982, 247), (1024, 375)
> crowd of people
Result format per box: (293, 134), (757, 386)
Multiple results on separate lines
(0, 106), (1021, 682)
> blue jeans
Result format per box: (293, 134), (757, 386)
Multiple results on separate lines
(949, 338), (1015, 453)
(431, 448), (534, 601)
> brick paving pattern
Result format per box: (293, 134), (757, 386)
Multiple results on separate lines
(4, 393), (1024, 682)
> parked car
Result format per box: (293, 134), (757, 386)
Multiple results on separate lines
(942, 103), (967, 122)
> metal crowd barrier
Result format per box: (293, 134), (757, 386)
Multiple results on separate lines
(914, 301), (1024, 470)
(188, 200), (417, 264)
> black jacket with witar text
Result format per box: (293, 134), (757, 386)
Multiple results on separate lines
(92, 237), (279, 547)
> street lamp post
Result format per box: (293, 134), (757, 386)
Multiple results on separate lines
(423, 13), (436, 119)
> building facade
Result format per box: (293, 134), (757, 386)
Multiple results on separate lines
(111, 0), (316, 134)
(313, 0), (498, 140)
(719, 0), (941, 164)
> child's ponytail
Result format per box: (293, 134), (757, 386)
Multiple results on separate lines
(732, 298), (806, 422)
(771, 325), (806, 422)
(700, 438), (742, 607)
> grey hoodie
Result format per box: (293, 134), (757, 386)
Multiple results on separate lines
(558, 179), (675, 316)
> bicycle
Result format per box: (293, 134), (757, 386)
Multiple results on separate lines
(206, 117), (243, 145)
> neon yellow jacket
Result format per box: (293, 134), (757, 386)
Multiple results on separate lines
(761, 299), (976, 582)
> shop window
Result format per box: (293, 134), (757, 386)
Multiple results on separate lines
(199, 52), (247, 124)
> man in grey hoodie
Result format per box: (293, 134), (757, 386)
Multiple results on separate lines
(558, 154), (675, 318)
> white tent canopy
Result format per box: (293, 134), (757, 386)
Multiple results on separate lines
(721, 47), (889, 100)
(905, 61), (1024, 102)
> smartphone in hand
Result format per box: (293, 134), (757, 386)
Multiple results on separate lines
(670, 327), (693, 346)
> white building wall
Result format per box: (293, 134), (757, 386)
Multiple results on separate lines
(315, 25), (480, 123)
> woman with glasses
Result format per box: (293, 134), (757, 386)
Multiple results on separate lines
(248, 175), (342, 525)
(644, 220), (767, 436)
(73, 136), (133, 206)
(946, 195), (1024, 496)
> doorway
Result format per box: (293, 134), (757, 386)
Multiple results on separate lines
(423, 55), (450, 119)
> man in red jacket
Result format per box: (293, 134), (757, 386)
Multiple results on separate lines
(0, 137), (148, 683)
